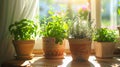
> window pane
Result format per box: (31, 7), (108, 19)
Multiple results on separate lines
(117, 0), (120, 25)
(101, 0), (111, 27)
(101, 0), (120, 28)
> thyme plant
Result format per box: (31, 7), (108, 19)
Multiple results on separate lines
(69, 16), (93, 40)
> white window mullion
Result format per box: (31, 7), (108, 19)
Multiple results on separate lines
(91, 0), (101, 28)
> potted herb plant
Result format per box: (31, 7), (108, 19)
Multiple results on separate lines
(68, 7), (93, 61)
(9, 19), (39, 60)
(40, 11), (68, 59)
(93, 28), (118, 58)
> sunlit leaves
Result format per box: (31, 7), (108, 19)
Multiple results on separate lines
(117, 6), (120, 15)
(9, 19), (39, 40)
(93, 28), (118, 42)
(40, 11), (68, 44)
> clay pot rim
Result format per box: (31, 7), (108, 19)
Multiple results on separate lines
(68, 38), (91, 41)
(13, 40), (35, 41)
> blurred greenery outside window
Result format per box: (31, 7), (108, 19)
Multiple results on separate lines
(40, 0), (120, 29)
(101, 0), (120, 28)
(101, 0), (111, 27)
(40, 0), (90, 24)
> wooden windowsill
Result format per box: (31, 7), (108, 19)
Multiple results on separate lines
(33, 48), (120, 55)
(33, 49), (95, 54)
(2, 54), (120, 67)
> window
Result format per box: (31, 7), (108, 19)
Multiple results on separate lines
(101, 0), (111, 27)
(101, 0), (120, 28)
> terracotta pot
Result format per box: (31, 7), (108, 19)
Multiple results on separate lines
(13, 40), (35, 60)
(95, 42), (115, 58)
(42, 37), (65, 59)
(68, 38), (92, 61)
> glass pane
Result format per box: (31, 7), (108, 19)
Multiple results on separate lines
(101, 0), (111, 27)
(101, 0), (120, 28)
(117, 0), (120, 25)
